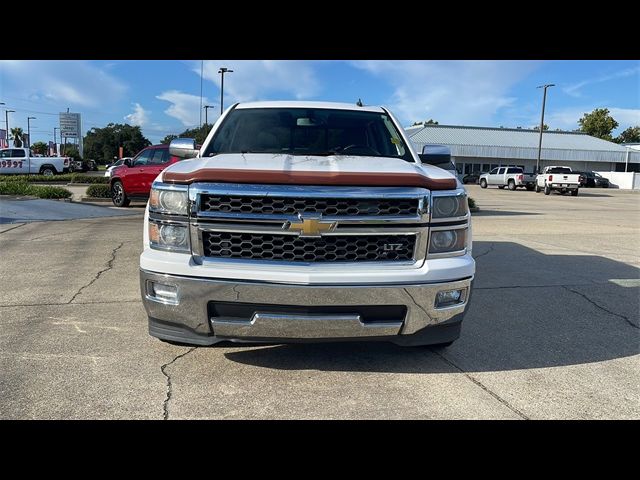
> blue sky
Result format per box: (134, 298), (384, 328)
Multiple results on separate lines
(1, 60), (638, 145)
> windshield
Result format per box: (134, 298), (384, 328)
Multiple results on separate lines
(204, 108), (413, 161)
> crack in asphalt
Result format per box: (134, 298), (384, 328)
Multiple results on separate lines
(0, 223), (27, 235)
(29, 221), (100, 241)
(563, 286), (639, 329)
(67, 242), (124, 304)
(429, 348), (529, 420)
(472, 242), (494, 261)
(161, 347), (197, 420)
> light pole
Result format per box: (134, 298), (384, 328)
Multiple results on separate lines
(54, 127), (59, 155)
(27, 117), (36, 175)
(5, 109), (15, 147)
(203, 105), (214, 127)
(535, 84), (555, 174)
(0, 102), (5, 148)
(218, 67), (233, 115)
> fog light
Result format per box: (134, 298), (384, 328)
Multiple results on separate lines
(148, 281), (179, 304)
(435, 289), (465, 308)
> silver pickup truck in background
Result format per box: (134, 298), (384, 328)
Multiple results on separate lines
(535, 166), (582, 196)
(479, 166), (536, 191)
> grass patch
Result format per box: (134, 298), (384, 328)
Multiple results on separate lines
(0, 182), (72, 199)
(0, 174), (108, 184)
(468, 197), (476, 209)
(86, 184), (112, 198)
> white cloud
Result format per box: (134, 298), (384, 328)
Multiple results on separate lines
(351, 60), (540, 126)
(0, 60), (127, 108)
(563, 66), (640, 97)
(156, 90), (214, 127)
(124, 103), (149, 126)
(196, 60), (320, 105)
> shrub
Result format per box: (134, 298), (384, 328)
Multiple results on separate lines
(0, 182), (72, 199)
(468, 197), (476, 209)
(86, 184), (112, 198)
(0, 174), (108, 184)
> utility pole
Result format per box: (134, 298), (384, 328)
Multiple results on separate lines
(199, 60), (204, 127)
(53, 127), (59, 155)
(535, 84), (555, 174)
(204, 105), (214, 127)
(218, 67), (233, 115)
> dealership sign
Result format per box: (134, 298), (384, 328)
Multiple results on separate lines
(59, 113), (81, 138)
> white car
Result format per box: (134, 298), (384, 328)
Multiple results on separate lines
(104, 158), (132, 177)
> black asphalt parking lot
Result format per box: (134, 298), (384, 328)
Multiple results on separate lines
(0, 186), (638, 419)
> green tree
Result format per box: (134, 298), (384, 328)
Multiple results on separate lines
(31, 141), (48, 155)
(62, 144), (81, 161)
(10, 127), (24, 147)
(533, 124), (549, 131)
(411, 119), (439, 126)
(161, 123), (212, 145)
(614, 125), (640, 144)
(578, 108), (619, 141)
(83, 123), (151, 164)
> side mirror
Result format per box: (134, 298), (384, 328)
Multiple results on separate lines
(420, 144), (451, 164)
(170, 138), (199, 159)
(123, 158), (132, 167)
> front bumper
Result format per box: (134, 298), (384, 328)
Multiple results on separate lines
(140, 269), (472, 345)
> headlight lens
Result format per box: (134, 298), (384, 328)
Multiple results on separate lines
(149, 187), (188, 215)
(432, 195), (467, 219)
(429, 229), (467, 255)
(149, 222), (190, 252)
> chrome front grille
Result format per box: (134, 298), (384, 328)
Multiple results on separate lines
(201, 194), (419, 217)
(202, 232), (416, 262)
(189, 183), (430, 265)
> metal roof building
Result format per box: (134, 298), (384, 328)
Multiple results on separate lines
(406, 124), (640, 173)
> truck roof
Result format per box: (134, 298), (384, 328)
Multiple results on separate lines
(235, 100), (385, 113)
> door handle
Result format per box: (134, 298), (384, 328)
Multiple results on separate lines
(139, 168), (145, 172)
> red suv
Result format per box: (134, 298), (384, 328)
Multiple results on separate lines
(110, 144), (180, 207)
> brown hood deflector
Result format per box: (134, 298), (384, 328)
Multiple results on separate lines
(163, 169), (457, 191)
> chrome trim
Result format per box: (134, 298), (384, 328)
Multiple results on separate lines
(190, 183), (430, 223)
(145, 279), (180, 306)
(169, 138), (199, 159)
(140, 269), (472, 337)
(211, 312), (403, 338)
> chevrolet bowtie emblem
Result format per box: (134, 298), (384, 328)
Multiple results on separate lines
(285, 214), (337, 237)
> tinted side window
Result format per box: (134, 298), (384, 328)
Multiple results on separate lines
(497, 167), (506, 174)
(133, 149), (153, 166)
(0, 150), (11, 158)
(149, 148), (169, 165)
(12, 149), (26, 158)
(507, 167), (522, 174)
(489, 168), (498, 174)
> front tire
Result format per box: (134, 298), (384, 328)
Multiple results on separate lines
(111, 181), (130, 207)
(479, 179), (487, 188)
(571, 189), (579, 196)
(535, 183), (541, 193)
(508, 180), (516, 191)
(544, 185), (551, 195)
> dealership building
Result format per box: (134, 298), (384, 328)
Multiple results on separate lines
(406, 124), (640, 175)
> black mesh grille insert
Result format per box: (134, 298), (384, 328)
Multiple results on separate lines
(200, 195), (419, 216)
(202, 232), (416, 262)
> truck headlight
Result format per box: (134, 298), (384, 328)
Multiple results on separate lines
(429, 228), (467, 255)
(149, 186), (189, 215)
(149, 222), (190, 252)
(432, 194), (467, 219)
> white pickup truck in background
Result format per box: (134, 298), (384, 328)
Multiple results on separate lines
(479, 166), (537, 191)
(535, 166), (582, 196)
(0, 148), (71, 176)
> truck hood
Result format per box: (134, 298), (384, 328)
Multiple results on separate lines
(161, 153), (457, 190)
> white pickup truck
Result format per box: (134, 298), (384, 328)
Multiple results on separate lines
(535, 166), (582, 196)
(139, 101), (475, 347)
(0, 148), (71, 175)
(479, 166), (537, 191)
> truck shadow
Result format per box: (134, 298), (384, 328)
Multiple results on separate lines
(224, 241), (639, 373)
(471, 210), (540, 217)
